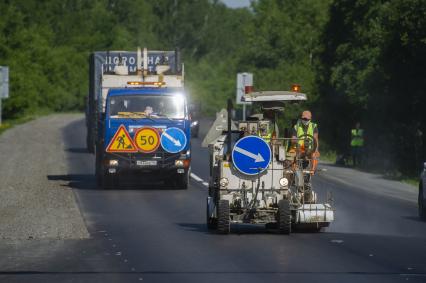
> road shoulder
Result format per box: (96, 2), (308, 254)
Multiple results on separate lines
(0, 114), (89, 240)
(318, 162), (417, 203)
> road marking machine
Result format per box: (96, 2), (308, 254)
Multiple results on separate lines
(204, 88), (334, 234)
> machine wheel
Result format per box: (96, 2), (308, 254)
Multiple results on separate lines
(206, 197), (217, 230)
(278, 199), (291, 234)
(208, 186), (215, 197)
(217, 200), (230, 234)
(419, 185), (426, 220)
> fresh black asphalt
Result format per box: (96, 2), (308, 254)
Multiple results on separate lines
(1, 117), (425, 283)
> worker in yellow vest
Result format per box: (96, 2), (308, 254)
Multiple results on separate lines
(259, 123), (272, 140)
(351, 122), (364, 166)
(258, 110), (276, 142)
(292, 110), (319, 172)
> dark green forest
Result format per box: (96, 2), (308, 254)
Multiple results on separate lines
(0, 0), (425, 175)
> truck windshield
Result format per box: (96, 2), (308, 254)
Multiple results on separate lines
(109, 95), (185, 119)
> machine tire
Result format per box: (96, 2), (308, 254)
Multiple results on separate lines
(419, 185), (426, 220)
(208, 186), (215, 197)
(217, 200), (230, 234)
(278, 199), (291, 234)
(206, 197), (218, 230)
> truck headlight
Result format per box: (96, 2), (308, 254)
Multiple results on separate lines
(279, 177), (288, 187)
(175, 159), (190, 168)
(219, 177), (229, 187)
(109, 160), (119, 166)
(191, 121), (199, 127)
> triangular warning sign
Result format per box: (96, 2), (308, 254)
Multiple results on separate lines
(106, 125), (138, 153)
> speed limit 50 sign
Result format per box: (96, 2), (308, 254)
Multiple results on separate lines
(133, 127), (160, 153)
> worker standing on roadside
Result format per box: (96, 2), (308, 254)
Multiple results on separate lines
(351, 122), (364, 166)
(292, 110), (320, 173)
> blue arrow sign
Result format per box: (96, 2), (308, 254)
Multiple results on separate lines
(232, 135), (271, 175)
(160, 127), (187, 153)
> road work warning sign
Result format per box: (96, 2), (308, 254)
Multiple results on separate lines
(106, 125), (137, 152)
(133, 127), (160, 153)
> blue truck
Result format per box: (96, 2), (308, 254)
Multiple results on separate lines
(86, 48), (191, 189)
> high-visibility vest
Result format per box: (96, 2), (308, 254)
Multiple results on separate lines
(351, 129), (364, 147)
(259, 127), (273, 141)
(294, 122), (317, 149)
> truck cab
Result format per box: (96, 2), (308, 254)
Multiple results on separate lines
(97, 87), (190, 189)
(91, 47), (190, 189)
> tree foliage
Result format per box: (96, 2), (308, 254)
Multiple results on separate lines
(0, 0), (424, 173)
(317, 0), (426, 173)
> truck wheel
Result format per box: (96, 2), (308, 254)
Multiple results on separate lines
(95, 148), (103, 188)
(100, 172), (119, 190)
(419, 185), (426, 220)
(86, 134), (94, 153)
(217, 200), (230, 234)
(206, 197), (217, 230)
(101, 173), (109, 189)
(191, 128), (199, 138)
(278, 199), (291, 234)
(176, 171), (189, 190)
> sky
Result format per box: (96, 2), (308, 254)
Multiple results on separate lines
(221, 0), (251, 8)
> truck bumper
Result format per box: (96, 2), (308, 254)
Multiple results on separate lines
(102, 152), (190, 178)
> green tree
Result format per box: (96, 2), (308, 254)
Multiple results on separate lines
(316, 0), (426, 173)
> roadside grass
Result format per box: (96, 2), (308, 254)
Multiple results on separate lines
(318, 140), (337, 164)
(380, 169), (418, 187)
(400, 177), (418, 187)
(0, 109), (53, 136)
(319, 149), (337, 164)
(318, 141), (418, 187)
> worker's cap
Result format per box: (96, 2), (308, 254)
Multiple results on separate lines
(301, 110), (312, 120)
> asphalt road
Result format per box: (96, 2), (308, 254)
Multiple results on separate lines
(1, 115), (426, 283)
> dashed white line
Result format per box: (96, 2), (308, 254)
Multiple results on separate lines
(190, 173), (208, 188)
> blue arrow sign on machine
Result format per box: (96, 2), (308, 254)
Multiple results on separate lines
(160, 127), (187, 153)
(232, 135), (272, 175)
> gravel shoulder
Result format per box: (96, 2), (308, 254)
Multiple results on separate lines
(0, 114), (89, 240)
(318, 162), (417, 203)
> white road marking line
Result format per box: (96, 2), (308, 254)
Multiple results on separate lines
(190, 173), (208, 188)
(190, 173), (203, 182)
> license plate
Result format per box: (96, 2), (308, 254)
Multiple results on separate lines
(136, 160), (157, 166)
